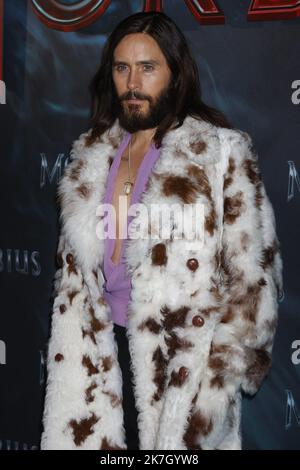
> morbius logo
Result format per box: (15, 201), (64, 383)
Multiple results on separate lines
(29, 0), (300, 31)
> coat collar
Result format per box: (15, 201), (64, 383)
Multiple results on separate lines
(70, 114), (221, 166)
(58, 115), (221, 279)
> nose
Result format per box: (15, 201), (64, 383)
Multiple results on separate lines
(127, 68), (141, 91)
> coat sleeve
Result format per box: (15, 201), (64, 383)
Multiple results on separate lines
(210, 130), (283, 396)
(41, 149), (88, 448)
(47, 131), (88, 302)
(41, 227), (86, 449)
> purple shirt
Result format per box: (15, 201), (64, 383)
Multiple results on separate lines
(101, 131), (161, 327)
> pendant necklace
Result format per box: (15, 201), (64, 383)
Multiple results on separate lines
(123, 136), (134, 196)
(123, 130), (155, 195)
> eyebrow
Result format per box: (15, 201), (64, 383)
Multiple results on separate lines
(112, 59), (160, 66)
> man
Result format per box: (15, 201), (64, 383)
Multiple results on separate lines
(41, 12), (283, 450)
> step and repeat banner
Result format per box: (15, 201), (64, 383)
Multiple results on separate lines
(0, 0), (299, 450)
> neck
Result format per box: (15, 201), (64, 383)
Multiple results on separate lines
(130, 127), (157, 148)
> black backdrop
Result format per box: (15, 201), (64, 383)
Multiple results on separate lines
(0, 0), (299, 450)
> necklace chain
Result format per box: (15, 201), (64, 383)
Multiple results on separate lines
(123, 136), (133, 196)
(123, 131), (156, 196)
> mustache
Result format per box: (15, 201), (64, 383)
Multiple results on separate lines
(121, 91), (150, 101)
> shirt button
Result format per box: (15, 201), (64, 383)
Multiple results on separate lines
(192, 315), (204, 327)
(186, 258), (199, 271)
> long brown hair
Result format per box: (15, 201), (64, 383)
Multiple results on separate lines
(86, 11), (233, 148)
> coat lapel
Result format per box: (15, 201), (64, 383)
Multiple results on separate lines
(57, 118), (126, 281)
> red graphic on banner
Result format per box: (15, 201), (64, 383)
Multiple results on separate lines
(248, 0), (300, 21)
(30, 0), (112, 32)
(27, 0), (300, 31)
(143, 0), (224, 24)
(31, 0), (300, 31)
(143, 0), (163, 12)
(183, 0), (225, 25)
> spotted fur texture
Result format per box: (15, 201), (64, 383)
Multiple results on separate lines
(41, 116), (283, 450)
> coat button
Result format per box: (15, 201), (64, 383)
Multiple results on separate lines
(66, 253), (74, 264)
(55, 353), (64, 362)
(192, 315), (204, 327)
(59, 304), (67, 314)
(178, 366), (189, 380)
(186, 258), (199, 271)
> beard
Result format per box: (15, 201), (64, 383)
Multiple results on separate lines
(116, 83), (173, 133)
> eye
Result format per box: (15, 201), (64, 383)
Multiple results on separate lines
(143, 64), (154, 71)
(115, 65), (127, 72)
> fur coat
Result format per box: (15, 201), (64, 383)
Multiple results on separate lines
(41, 115), (283, 450)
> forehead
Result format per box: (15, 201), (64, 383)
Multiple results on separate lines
(113, 33), (165, 61)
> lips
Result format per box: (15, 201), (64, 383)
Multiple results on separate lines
(127, 99), (143, 103)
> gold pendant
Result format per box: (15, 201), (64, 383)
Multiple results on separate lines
(124, 181), (133, 195)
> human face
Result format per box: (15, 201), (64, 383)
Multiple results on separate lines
(112, 33), (172, 132)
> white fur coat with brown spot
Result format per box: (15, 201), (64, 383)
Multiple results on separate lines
(41, 115), (283, 450)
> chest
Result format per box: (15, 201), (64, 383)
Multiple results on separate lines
(110, 145), (150, 228)
(109, 146), (150, 262)
(111, 158), (135, 213)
